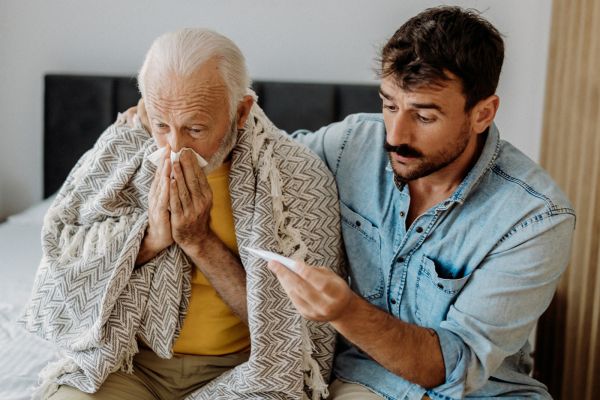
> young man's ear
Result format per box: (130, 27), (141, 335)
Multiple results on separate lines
(236, 95), (255, 129)
(471, 95), (500, 134)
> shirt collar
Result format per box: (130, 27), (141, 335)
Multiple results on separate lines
(450, 122), (500, 204)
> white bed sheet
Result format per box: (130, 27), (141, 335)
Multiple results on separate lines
(0, 197), (60, 400)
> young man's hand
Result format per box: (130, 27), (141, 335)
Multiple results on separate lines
(117, 98), (150, 132)
(266, 259), (355, 322)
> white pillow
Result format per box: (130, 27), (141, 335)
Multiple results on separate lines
(7, 194), (57, 225)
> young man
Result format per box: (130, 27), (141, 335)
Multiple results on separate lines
(269, 6), (575, 399)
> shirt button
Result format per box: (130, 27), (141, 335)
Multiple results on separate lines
(355, 220), (361, 227)
(416, 226), (424, 233)
(399, 211), (405, 217)
(397, 256), (405, 263)
(391, 299), (397, 305)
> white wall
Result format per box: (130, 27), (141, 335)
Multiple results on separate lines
(0, 0), (552, 218)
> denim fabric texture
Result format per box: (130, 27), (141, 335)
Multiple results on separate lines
(292, 114), (575, 400)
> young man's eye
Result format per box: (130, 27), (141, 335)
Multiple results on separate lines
(416, 114), (435, 123)
(383, 103), (398, 112)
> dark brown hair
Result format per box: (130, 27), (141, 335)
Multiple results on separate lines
(379, 6), (504, 110)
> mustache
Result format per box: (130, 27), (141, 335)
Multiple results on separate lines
(383, 141), (423, 158)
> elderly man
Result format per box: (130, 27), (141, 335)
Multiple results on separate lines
(19, 29), (343, 400)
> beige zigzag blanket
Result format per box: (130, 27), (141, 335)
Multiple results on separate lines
(18, 101), (344, 399)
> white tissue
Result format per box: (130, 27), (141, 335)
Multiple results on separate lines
(147, 147), (208, 168)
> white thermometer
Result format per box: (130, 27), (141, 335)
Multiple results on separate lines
(244, 247), (300, 273)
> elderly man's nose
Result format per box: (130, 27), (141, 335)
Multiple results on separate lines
(168, 132), (184, 153)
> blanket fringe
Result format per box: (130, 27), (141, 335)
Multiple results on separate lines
(32, 358), (79, 400)
(34, 335), (142, 399)
(252, 111), (308, 259)
(121, 337), (140, 374)
(250, 93), (324, 399)
(301, 320), (329, 400)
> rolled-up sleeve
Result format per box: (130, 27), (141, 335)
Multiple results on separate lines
(429, 212), (575, 398)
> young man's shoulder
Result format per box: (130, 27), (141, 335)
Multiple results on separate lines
(329, 113), (385, 136)
(341, 112), (385, 125)
(330, 113), (386, 150)
(486, 140), (574, 220)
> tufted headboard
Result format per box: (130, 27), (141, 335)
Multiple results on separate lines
(43, 74), (380, 197)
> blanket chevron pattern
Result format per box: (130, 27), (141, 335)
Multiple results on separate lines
(18, 99), (344, 400)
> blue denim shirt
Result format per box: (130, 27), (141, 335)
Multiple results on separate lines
(291, 114), (575, 400)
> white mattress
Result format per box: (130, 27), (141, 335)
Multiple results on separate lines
(0, 197), (60, 400)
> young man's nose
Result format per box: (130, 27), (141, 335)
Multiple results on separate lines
(386, 114), (412, 146)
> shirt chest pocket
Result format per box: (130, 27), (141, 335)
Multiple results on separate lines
(340, 202), (384, 300)
(415, 255), (471, 328)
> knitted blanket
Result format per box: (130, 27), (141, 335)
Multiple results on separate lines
(18, 100), (344, 399)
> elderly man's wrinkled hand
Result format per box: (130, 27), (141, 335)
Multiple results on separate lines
(170, 148), (213, 254)
(267, 259), (355, 322)
(144, 145), (175, 255)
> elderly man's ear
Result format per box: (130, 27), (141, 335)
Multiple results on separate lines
(236, 95), (254, 130)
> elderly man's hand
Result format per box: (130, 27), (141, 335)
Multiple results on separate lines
(147, 146), (175, 249)
(170, 148), (213, 254)
(266, 259), (355, 322)
(136, 145), (174, 265)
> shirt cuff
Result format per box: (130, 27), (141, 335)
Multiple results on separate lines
(403, 384), (428, 400)
(431, 327), (468, 398)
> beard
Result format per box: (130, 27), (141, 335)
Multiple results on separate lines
(203, 119), (238, 174)
(386, 120), (471, 184)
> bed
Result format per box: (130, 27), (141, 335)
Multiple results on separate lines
(0, 74), (380, 399)
(0, 196), (60, 399)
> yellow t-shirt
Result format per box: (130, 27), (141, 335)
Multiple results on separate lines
(172, 161), (250, 355)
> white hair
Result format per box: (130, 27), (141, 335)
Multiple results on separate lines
(138, 28), (250, 119)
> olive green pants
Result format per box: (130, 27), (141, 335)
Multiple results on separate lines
(329, 379), (432, 400)
(329, 379), (386, 399)
(49, 345), (249, 400)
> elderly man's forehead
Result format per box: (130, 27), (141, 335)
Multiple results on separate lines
(146, 57), (227, 93)
(149, 79), (227, 99)
(148, 73), (226, 95)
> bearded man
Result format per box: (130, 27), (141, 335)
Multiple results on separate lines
(270, 6), (575, 400)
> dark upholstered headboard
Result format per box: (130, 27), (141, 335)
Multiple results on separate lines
(44, 74), (380, 197)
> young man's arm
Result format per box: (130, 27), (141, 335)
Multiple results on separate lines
(267, 260), (445, 389)
(268, 213), (575, 396)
